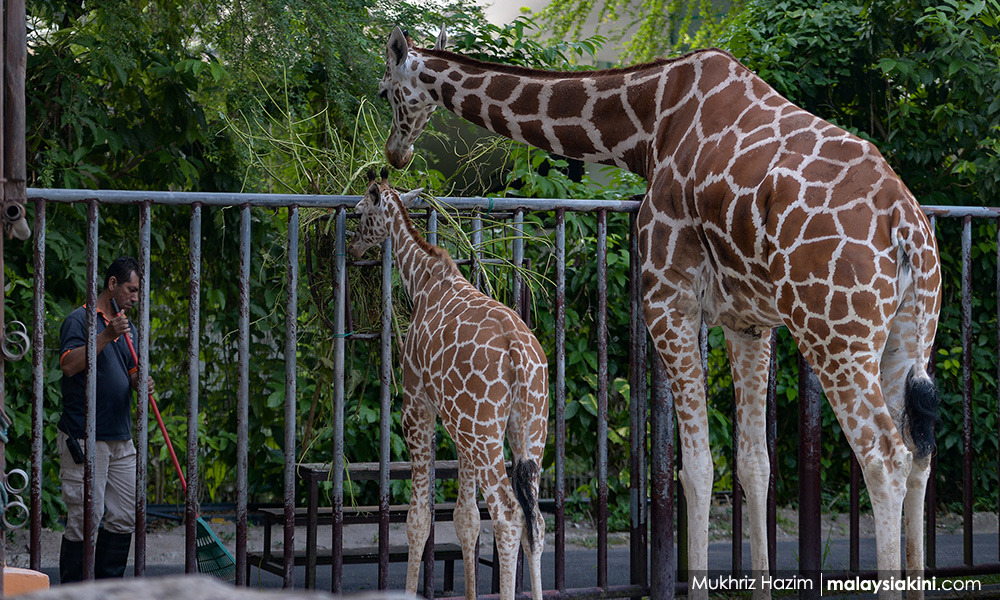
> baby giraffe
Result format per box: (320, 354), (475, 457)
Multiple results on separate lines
(347, 169), (549, 600)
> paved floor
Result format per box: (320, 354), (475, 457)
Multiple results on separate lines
(37, 531), (1000, 596)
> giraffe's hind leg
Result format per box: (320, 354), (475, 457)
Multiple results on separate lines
(402, 392), (436, 597)
(505, 393), (547, 600)
(793, 333), (911, 598)
(881, 293), (938, 599)
(723, 329), (772, 597)
(474, 439), (523, 600)
(454, 454), (481, 600)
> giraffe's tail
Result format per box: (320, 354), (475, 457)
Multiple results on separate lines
(904, 366), (939, 460)
(511, 458), (539, 552)
(897, 200), (942, 461)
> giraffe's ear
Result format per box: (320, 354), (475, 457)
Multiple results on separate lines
(434, 25), (448, 51)
(399, 188), (424, 209)
(368, 183), (382, 205)
(388, 26), (409, 67)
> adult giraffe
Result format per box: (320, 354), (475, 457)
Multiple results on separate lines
(378, 26), (941, 599)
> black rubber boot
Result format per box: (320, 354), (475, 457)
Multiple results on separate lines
(95, 528), (132, 579)
(59, 536), (84, 584)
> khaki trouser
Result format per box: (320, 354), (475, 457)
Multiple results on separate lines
(58, 431), (136, 542)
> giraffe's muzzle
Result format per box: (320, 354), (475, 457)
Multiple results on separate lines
(385, 146), (413, 170)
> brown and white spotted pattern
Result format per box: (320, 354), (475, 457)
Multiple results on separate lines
(378, 27), (942, 600)
(348, 170), (549, 600)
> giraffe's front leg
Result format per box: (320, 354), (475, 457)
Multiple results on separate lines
(402, 393), (435, 597)
(724, 329), (772, 599)
(453, 453), (481, 600)
(647, 309), (712, 600)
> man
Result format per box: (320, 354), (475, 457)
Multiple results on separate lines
(57, 256), (151, 582)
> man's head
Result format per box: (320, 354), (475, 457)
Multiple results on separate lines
(103, 256), (141, 313)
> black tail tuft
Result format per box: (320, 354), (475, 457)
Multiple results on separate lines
(511, 459), (540, 552)
(905, 367), (940, 460)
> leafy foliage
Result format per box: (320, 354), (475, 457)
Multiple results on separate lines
(7, 0), (1000, 531)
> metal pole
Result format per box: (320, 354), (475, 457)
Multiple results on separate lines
(236, 204), (250, 584)
(83, 199), (99, 579)
(628, 212), (648, 593)
(186, 204), (202, 574)
(378, 233), (393, 589)
(29, 199), (45, 570)
(961, 215), (973, 566)
(650, 355), (674, 600)
(331, 208), (346, 593)
(283, 206), (299, 587)
(596, 209), (608, 589)
(798, 353), (822, 599)
(512, 210), (524, 312)
(554, 209), (567, 592)
(471, 213), (483, 291)
(135, 200), (151, 575)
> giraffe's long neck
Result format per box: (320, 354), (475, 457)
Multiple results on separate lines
(412, 49), (699, 178)
(385, 197), (453, 301)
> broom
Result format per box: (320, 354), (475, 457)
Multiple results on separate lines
(112, 299), (237, 582)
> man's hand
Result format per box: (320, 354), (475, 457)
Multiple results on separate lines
(131, 372), (155, 395)
(102, 313), (131, 343)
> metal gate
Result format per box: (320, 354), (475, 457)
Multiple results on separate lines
(10, 188), (1000, 599)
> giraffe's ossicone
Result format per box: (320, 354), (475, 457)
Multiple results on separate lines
(348, 169), (549, 600)
(378, 26), (942, 600)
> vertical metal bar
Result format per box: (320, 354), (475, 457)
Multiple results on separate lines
(628, 212), (648, 592)
(427, 209), (438, 245)
(283, 206), (299, 588)
(0, 230), (4, 595)
(29, 199), (45, 570)
(378, 233), (393, 590)
(961, 215), (972, 566)
(236, 204), (250, 584)
(596, 209), (608, 589)
(135, 200), (151, 576)
(512, 210), (524, 313)
(306, 472), (319, 588)
(186, 203), (202, 574)
(766, 329), (777, 574)
(83, 199), (99, 580)
(331, 208), (346, 593)
(554, 209), (567, 592)
(798, 353), (821, 599)
(422, 203), (440, 593)
(472, 213), (483, 291)
(996, 216), (1000, 566)
(650, 355), (674, 600)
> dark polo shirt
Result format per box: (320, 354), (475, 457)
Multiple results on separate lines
(58, 306), (138, 441)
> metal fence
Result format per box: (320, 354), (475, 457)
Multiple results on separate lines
(13, 189), (1000, 599)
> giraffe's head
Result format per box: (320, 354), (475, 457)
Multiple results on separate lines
(347, 168), (423, 258)
(380, 25), (448, 169)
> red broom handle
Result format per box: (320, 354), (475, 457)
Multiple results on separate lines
(112, 300), (188, 494)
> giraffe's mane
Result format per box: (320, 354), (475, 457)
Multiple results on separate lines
(389, 189), (457, 273)
(416, 47), (732, 80)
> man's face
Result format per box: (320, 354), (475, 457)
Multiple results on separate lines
(111, 271), (140, 313)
